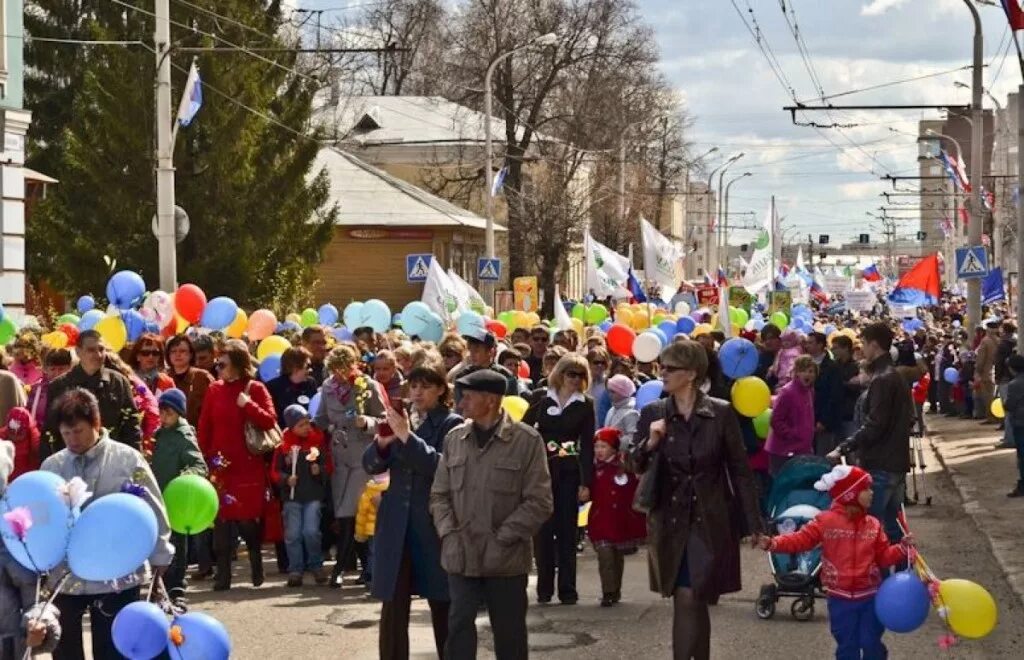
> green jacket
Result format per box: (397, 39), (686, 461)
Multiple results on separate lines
(151, 419), (208, 491)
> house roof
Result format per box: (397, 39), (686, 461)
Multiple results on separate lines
(313, 147), (505, 232)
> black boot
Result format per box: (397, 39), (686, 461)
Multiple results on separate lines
(1008, 482), (1024, 498)
(600, 593), (615, 607)
(329, 561), (343, 589)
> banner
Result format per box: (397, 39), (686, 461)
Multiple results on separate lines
(887, 302), (917, 319)
(823, 273), (853, 294)
(728, 286), (753, 312)
(449, 269), (486, 314)
(640, 217), (684, 294)
(696, 285), (719, 306)
(514, 276), (538, 312)
(585, 233), (631, 298)
(553, 285), (574, 330)
(741, 204), (775, 293)
(421, 259), (460, 320)
(845, 290), (875, 312)
(768, 291), (792, 316)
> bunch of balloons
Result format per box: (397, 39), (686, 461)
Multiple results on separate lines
(113, 606), (232, 660)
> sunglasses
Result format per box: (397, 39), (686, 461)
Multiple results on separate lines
(139, 350), (162, 357)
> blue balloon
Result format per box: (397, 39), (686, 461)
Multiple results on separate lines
(647, 328), (668, 348)
(1, 471), (71, 571)
(658, 320), (677, 339)
(77, 295), (96, 314)
(598, 320), (613, 333)
(420, 313), (444, 343)
(676, 316), (696, 335)
(361, 299), (392, 333)
(308, 392), (322, 419)
(317, 303), (339, 327)
(456, 311), (485, 337)
(106, 270), (146, 309)
(121, 310), (146, 342)
(943, 367), (959, 384)
(281, 321), (301, 333)
(401, 302), (432, 337)
(112, 602), (171, 660)
(333, 327), (353, 343)
(342, 302), (365, 330)
(901, 319), (916, 333)
(824, 324), (837, 336)
(719, 338), (759, 380)
(259, 354), (282, 382)
(875, 572), (930, 633)
(200, 297), (238, 330)
(168, 613), (231, 660)
(78, 309), (105, 332)
(68, 493), (158, 581)
(144, 322), (161, 335)
(636, 380), (664, 409)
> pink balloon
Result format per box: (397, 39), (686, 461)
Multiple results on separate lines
(247, 309), (277, 341)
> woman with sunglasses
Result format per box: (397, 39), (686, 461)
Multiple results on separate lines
(523, 354), (595, 605)
(165, 334), (215, 428)
(129, 333), (175, 395)
(632, 341), (763, 659)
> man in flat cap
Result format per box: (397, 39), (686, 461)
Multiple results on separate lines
(451, 328), (518, 399)
(975, 320), (1000, 422)
(431, 368), (552, 660)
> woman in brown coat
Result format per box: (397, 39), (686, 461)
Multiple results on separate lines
(632, 341), (763, 660)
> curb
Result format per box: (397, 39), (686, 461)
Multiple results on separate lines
(927, 432), (1024, 611)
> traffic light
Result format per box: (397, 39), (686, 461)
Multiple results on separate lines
(819, 234), (829, 245)
(859, 234), (870, 244)
(916, 231), (927, 241)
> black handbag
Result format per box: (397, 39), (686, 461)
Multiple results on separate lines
(632, 448), (661, 514)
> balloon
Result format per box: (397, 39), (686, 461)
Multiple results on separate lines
(78, 309), (105, 332)
(585, 304), (609, 325)
(731, 377), (771, 418)
(730, 307), (749, 329)
(285, 313), (302, 326)
(106, 271), (146, 309)
(343, 301), (366, 330)
(259, 354), (282, 381)
(420, 313), (445, 343)
(456, 311), (486, 337)
(308, 392), (322, 418)
(199, 297), (237, 330)
(40, 331), (67, 350)
(753, 409), (772, 439)
(317, 304), (339, 326)
(517, 361), (530, 379)
(222, 309), (246, 339)
(300, 308), (319, 328)
(59, 323), (79, 346)
(112, 601), (171, 660)
(676, 316), (696, 335)
(398, 302), (430, 337)
(356, 299), (390, 333)
(769, 311), (789, 330)
(719, 338), (759, 380)
(121, 310), (146, 342)
(571, 303), (586, 321)
(168, 612), (232, 660)
(163, 474), (219, 536)
(635, 380), (664, 408)
(501, 396), (529, 422)
(68, 493), (159, 581)
(497, 310), (516, 330)
(57, 313), (80, 326)
(824, 324), (837, 336)
(992, 398), (1005, 419)
(77, 295), (96, 314)
(629, 311), (650, 331)
(657, 319), (677, 340)
(0, 471), (71, 571)
(95, 316), (128, 352)
(938, 579), (998, 639)
(606, 324), (637, 357)
(617, 309), (634, 327)
(486, 320), (508, 339)
(874, 572), (930, 633)
(247, 309), (277, 341)
(632, 332), (662, 363)
(257, 335), (291, 361)
(691, 323), (712, 337)
(597, 320), (612, 333)
(943, 367), (959, 385)
(333, 326), (353, 343)
(174, 284), (207, 324)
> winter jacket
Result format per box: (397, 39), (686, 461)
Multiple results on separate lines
(0, 407), (40, 480)
(813, 354), (845, 432)
(604, 398), (640, 451)
(996, 337), (1016, 383)
(769, 501), (907, 600)
(523, 391), (596, 486)
(1003, 373), (1024, 422)
(265, 374), (319, 429)
(10, 361), (41, 389)
(768, 332), (803, 388)
(587, 455), (646, 548)
(272, 427), (328, 504)
(354, 477), (389, 542)
(839, 354), (914, 474)
(169, 367), (214, 428)
(975, 335), (998, 384)
(151, 418), (208, 491)
(42, 365), (141, 459)
(765, 378), (815, 459)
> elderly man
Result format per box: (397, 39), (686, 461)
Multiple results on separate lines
(431, 369), (552, 660)
(975, 320), (1000, 423)
(301, 325), (329, 387)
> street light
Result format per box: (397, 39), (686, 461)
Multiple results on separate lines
(961, 0), (984, 326)
(483, 32), (559, 300)
(714, 153), (744, 271)
(925, 129), (966, 286)
(722, 172), (753, 274)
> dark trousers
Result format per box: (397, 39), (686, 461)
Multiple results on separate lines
(446, 574), (528, 660)
(827, 596), (887, 660)
(379, 547), (449, 660)
(330, 517), (368, 578)
(166, 532), (189, 597)
(868, 471), (905, 544)
(1013, 426), (1024, 486)
(534, 464), (580, 601)
(194, 529), (213, 572)
(595, 546), (625, 596)
(53, 587), (141, 660)
(213, 519), (262, 587)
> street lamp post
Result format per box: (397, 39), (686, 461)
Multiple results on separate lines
(722, 172), (753, 277)
(963, 0), (984, 326)
(714, 153), (744, 272)
(700, 159), (729, 279)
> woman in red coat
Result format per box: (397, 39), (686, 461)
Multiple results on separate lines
(198, 339), (279, 591)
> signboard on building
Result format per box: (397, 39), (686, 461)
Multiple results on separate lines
(696, 285), (719, 306)
(513, 277), (538, 312)
(845, 290), (876, 313)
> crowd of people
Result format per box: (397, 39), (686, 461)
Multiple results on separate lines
(0, 290), (1015, 659)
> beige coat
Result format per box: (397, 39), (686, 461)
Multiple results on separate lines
(975, 335), (998, 384)
(430, 413), (553, 578)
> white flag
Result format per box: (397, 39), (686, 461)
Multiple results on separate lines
(796, 245), (805, 271)
(448, 269), (486, 314)
(717, 286), (731, 337)
(585, 232), (631, 298)
(640, 217), (684, 294)
(422, 259), (459, 321)
(176, 61), (203, 127)
(553, 285), (574, 331)
(741, 204), (776, 293)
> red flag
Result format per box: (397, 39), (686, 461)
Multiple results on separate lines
(896, 253), (942, 301)
(1003, 1), (1024, 30)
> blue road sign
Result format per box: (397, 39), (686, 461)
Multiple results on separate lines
(477, 258), (501, 282)
(406, 254), (432, 283)
(955, 246), (988, 281)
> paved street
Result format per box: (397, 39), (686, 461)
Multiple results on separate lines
(174, 422), (1024, 659)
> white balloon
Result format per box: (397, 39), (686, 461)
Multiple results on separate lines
(674, 301), (691, 316)
(632, 332), (662, 363)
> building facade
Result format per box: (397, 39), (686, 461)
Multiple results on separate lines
(0, 0), (30, 314)
(683, 180), (715, 279)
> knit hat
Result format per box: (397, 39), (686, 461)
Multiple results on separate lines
(814, 465), (873, 505)
(594, 427), (622, 450)
(157, 388), (187, 417)
(283, 404), (311, 430)
(606, 374), (636, 399)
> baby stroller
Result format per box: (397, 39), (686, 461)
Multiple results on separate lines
(755, 455), (832, 622)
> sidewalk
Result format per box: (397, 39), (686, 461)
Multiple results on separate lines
(926, 413), (1024, 610)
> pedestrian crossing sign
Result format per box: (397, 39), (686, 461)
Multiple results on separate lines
(955, 246), (988, 281)
(478, 258), (501, 282)
(406, 254), (432, 283)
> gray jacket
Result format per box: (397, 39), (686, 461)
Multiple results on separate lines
(41, 433), (174, 596)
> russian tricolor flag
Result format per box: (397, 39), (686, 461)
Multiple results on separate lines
(888, 253), (942, 306)
(862, 264), (881, 282)
(176, 62), (203, 127)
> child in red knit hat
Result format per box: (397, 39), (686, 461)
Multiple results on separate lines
(586, 427), (646, 607)
(757, 464), (913, 659)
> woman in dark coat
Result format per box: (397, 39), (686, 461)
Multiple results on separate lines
(632, 340), (763, 660)
(363, 362), (462, 660)
(265, 347), (319, 427)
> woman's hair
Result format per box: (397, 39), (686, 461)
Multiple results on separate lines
(12, 332), (41, 361)
(280, 346), (312, 376)
(793, 355), (819, 376)
(610, 355), (637, 378)
(128, 333), (165, 369)
(438, 334), (467, 359)
(374, 349), (396, 366)
(409, 346), (443, 372)
(543, 346), (568, 365)
(586, 346), (610, 364)
(222, 339), (257, 379)
(103, 351), (136, 381)
(44, 348), (74, 368)
(659, 340), (708, 384)
(406, 364), (452, 408)
(54, 388), (102, 429)
(165, 334), (196, 366)
(548, 354), (591, 393)
(326, 344), (360, 374)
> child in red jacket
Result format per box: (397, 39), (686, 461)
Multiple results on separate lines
(758, 465), (912, 659)
(0, 407), (40, 479)
(586, 427), (646, 607)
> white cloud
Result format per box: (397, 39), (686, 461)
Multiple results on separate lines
(861, 0), (910, 17)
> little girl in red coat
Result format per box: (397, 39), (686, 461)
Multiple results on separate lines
(0, 407), (40, 479)
(587, 427), (646, 607)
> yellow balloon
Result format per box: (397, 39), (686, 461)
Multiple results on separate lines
(42, 331), (69, 349)
(226, 309), (248, 339)
(991, 398), (1005, 419)
(175, 314), (189, 333)
(939, 579), (998, 639)
(630, 312), (650, 331)
(95, 316), (127, 352)
(525, 312), (541, 327)
(257, 335), (291, 361)
(570, 318), (584, 336)
(577, 501), (591, 528)
(286, 313), (302, 325)
(616, 309), (634, 326)
(731, 376), (771, 418)
(692, 323), (713, 337)
(501, 395), (529, 422)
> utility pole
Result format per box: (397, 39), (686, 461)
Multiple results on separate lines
(965, 0), (984, 326)
(155, 0), (176, 291)
(808, 234), (814, 269)
(1012, 32), (1024, 350)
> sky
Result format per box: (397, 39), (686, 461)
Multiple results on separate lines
(294, 0), (1022, 249)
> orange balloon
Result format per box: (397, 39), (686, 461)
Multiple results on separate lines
(247, 309), (277, 341)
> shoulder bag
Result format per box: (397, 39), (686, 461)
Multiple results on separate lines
(243, 381), (283, 456)
(632, 401), (669, 514)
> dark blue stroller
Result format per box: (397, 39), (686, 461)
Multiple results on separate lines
(755, 455), (832, 621)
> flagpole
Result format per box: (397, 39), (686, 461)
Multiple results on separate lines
(1014, 29), (1024, 351)
(155, 0), (178, 291)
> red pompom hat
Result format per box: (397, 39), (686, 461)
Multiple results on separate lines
(814, 465), (873, 505)
(594, 427), (622, 450)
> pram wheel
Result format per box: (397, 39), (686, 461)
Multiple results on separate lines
(755, 584), (776, 620)
(791, 596), (815, 621)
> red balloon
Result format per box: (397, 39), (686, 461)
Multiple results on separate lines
(174, 284), (207, 324)
(606, 323), (637, 357)
(517, 360), (530, 379)
(59, 323), (79, 346)
(486, 320), (508, 339)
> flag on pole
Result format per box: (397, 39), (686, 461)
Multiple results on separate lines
(640, 217), (684, 294)
(741, 203), (775, 293)
(176, 61), (203, 127)
(422, 259), (460, 320)
(627, 267), (648, 304)
(953, 151), (971, 192)
(938, 150), (962, 191)
(983, 267), (1006, 304)
(716, 267), (729, 287)
(795, 245), (805, 271)
(553, 285), (574, 330)
(448, 269), (486, 314)
(1001, 1), (1024, 30)
(888, 253), (941, 306)
(490, 165), (508, 197)
(862, 264), (882, 282)
(585, 233), (632, 298)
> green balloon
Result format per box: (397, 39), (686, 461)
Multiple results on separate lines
(753, 409), (772, 439)
(300, 308), (318, 328)
(769, 311), (789, 330)
(584, 303), (609, 325)
(732, 308), (749, 328)
(498, 310), (516, 327)
(57, 313), (81, 326)
(0, 318), (16, 346)
(163, 474), (219, 534)
(571, 303), (586, 321)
